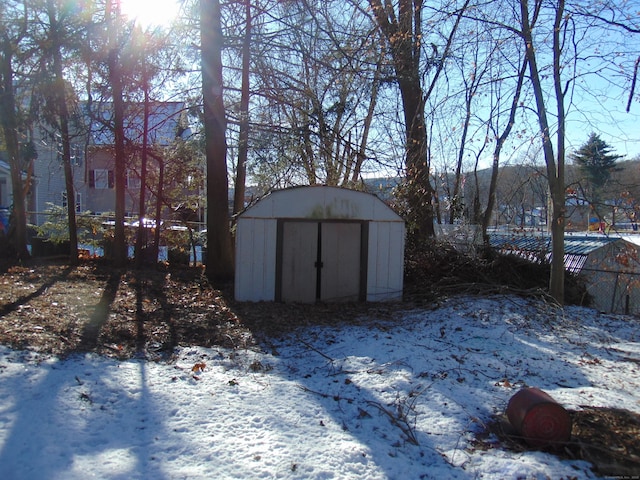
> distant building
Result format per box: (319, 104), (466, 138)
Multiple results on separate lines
(491, 233), (640, 315)
(17, 101), (190, 226)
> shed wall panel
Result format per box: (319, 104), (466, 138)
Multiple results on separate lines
(235, 218), (277, 301)
(367, 221), (404, 301)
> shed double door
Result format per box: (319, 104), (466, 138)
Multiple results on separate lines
(278, 221), (365, 302)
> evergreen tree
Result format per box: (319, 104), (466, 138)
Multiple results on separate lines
(570, 132), (623, 191)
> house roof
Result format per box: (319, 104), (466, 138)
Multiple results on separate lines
(85, 102), (189, 146)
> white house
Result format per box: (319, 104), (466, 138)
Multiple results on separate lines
(235, 186), (405, 303)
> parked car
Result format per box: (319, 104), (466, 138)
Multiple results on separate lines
(0, 207), (9, 235)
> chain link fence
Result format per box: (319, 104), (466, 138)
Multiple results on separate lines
(579, 266), (640, 315)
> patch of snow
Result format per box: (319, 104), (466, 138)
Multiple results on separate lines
(1, 295), (638, 479)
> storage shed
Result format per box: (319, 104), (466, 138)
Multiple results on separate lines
(235, 186), (405, 303)
(490, 233), (640, 314)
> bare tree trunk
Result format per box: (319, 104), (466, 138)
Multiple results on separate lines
(350, 53), (381, 184)
(202, 0), (234, 282)
(481, 58), (528, 243)
(47, 0), (79, 264)
(233, 0), (251, 215)
(107, 0), (127, 267)
(519, 0), (565, 304)
(450, 90), (473, 225)
(152, 159), (163, 263)
(111, 66), (127, 266)
(550, 0), (567, 303)
(135, 76), (150, 267)
(368, 0), (469, 239)
(0, 40), (30, 260)
(368, 0), (435, 238)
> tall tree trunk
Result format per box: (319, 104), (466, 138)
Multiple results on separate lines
(201, 0), (234, 282)
(0, 41), (30, 260)
(47, 0), (79, 264)
(152, 158), (164, 263)
(107, 0), (127, 267)
(481, 58), (528, 243)
(520, 0), (565, 304)
(135, 76), (150, 267)
(368, 0), (469, 240)
(368, 0), (435, 238)
(550, 0), (567, 304)
(349, 51), (381, 185)
(450, 91), (472, 225)
(399, 74), (436, 238)
(233, 0), (251, 215)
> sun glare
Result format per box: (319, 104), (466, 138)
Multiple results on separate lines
(120, 0), (181, 29)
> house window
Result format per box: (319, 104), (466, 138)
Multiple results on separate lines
(71, 144), (84, 166)
(57, 143), (84, 166)
(89, 169), (114, 189)
(126, 170), (141, 189)
(62, 192), (82, 213)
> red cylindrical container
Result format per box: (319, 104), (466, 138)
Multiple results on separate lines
(506, 387), (572, 448)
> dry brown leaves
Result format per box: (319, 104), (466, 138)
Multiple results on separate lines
(0, 259), (401, 359)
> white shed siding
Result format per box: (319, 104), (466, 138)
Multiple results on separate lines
(367, 221), (404, 301)
(235, 217), (277, 301)
(235, 186), (404, 302)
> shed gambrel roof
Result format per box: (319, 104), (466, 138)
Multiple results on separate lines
(239, 185), (403, 222)
(489, 234), (623, 274)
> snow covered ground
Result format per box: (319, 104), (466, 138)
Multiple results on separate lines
(0, 295), (638, 479)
